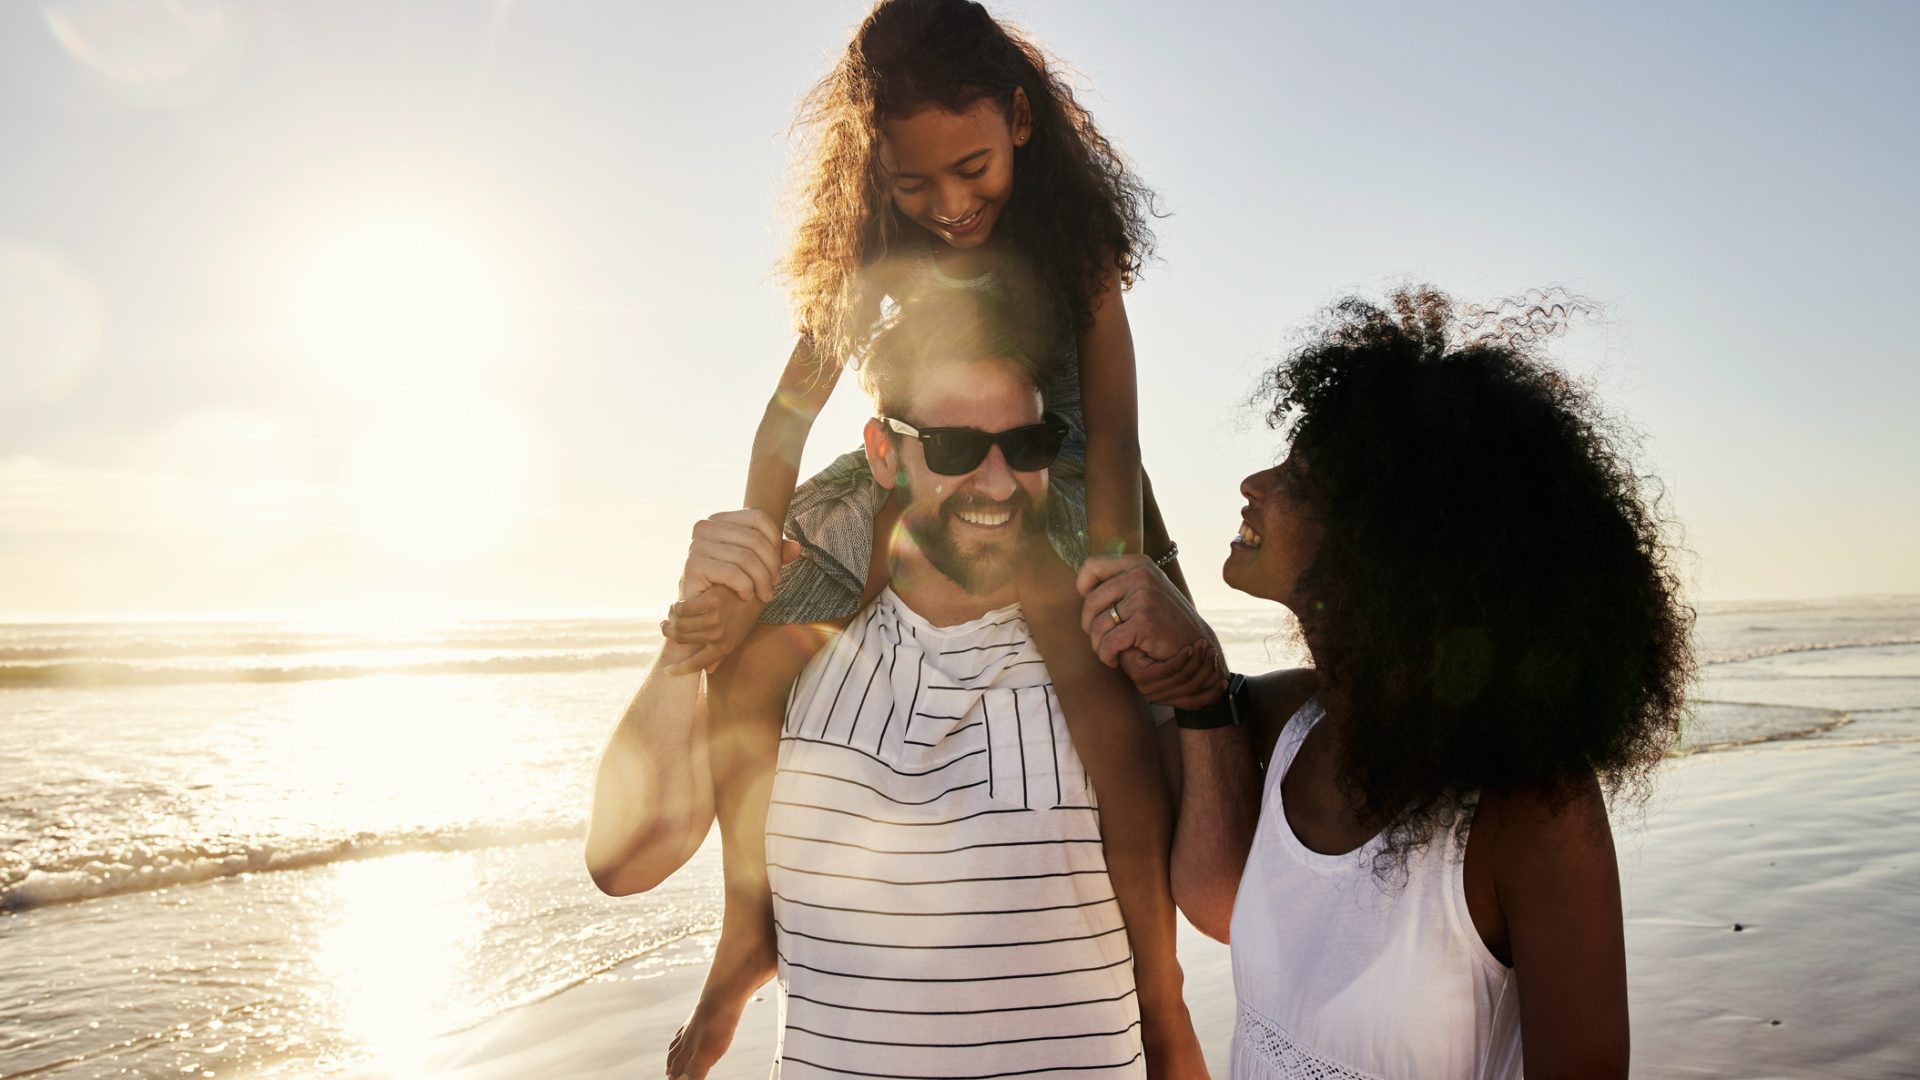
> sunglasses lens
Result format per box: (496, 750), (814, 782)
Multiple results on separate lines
(1002, 426), (1063, 471)
(922, 432), (991, 475)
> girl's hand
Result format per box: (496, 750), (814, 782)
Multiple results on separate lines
(1075, 554), (1223, 669)
(659, 509), (798, 674)
(1121, 641), (1225, 709)
(663, 587), (768, 675)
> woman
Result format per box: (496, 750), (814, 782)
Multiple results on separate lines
(1078, 287), (1694, 1078)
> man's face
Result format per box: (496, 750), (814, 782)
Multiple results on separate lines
(877, 356), (1050, 594)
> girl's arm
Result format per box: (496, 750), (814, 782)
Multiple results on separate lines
(670, 337), (840, 669)
(1077, 275), (1143, 558)
(747, 335), (841, 523)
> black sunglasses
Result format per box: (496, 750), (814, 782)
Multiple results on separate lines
(879, 414), (1069, 476)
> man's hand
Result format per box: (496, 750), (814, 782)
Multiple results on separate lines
(1076, 554), (1224, 664)
(1076, 554), (1228, 706)
(661, 510), (799, 674)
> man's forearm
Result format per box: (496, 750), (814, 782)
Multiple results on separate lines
(584, 646), (715, 895)
(1170, 724), (1262, 942)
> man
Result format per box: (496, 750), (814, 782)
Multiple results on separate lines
(587, 289), (1154, 1076)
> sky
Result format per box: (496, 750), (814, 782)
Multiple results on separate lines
(1, 0), (1916, 620)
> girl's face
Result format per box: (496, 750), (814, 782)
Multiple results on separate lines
(1223, 454), (1326, 613)
(880, 91), (1031, 250)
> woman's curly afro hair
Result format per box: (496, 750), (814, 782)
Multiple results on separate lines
(1259, 286), (1695, 871)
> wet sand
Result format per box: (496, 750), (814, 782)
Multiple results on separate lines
(380, 739), (1920, 1079)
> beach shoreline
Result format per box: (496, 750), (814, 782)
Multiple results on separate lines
(375, 736), (1920, 1080)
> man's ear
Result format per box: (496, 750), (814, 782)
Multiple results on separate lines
(1010, 86), (1032, 147)
(864, 418), (900, 491)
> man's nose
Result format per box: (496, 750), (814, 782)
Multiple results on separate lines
(969, 445), (1018, 499)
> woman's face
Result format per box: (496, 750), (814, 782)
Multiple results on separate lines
(880, 92), (1030, 251)
(1223, 454), (1326, 612)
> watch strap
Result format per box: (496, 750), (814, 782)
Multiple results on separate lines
(1175, 672), (1248, 730)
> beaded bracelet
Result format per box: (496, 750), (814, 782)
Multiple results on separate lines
(1153, 542), (1180, 568)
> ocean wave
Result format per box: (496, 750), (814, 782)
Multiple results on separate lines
(0, 649), (656, 689)
(0, 822), (585, 913)
(0, 630), (657, 663)
(1700, 634), (1920, 666)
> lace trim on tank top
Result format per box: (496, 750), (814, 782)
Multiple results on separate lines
(1233, 1003), (1385, 1080)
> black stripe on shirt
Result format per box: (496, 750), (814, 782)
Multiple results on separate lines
(772, 890), (1117, 919)
(778, 767), (988, 807)
(775, 919), (1127, 952)
(784, 1018), (1141, 1049)
(768, 862), (1114, 888)
(1045, 690), (1063, 806)
(767, 799), (1091, 831)
(784, 987), (1136, 1017)
(821, 607), (881, 741)
(779, 733), (983, 777)
(779, 951), (1132, 984)
(778, 1052), (1142, 1079)
(765, 831), (1102, 857)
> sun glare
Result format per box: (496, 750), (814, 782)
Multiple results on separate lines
(281, 212), (538, 561)
(287, 215), (515, 397)
(343, 399), (538, 559)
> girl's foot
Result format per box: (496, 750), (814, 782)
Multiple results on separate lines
(664, 932), (776, 1080)
(665, 992), (747, 1080)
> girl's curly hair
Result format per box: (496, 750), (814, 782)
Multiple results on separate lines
(1259, 286), (1695, 872)
(784, 0), (1158, 370)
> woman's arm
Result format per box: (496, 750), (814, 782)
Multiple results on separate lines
(1171, 668), (1317, 942)
(1481, 779), (1631, 1078)
(1077, 275), (1143, 558)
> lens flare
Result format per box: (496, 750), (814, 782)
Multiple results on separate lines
(0, 242), (105, 409)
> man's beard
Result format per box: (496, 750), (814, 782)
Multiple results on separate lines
(900, 483), (1048, 595)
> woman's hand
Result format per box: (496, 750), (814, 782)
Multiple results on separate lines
(1076, 554), (1227, 700)
(661, 509), (797, 674)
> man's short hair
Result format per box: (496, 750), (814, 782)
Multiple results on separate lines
(856, 254), (1059, 418)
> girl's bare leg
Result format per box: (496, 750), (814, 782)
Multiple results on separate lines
(666, 509), (893, 1080)
(1021, 549), (1210, 1079)
(666, 619), (838, 1080)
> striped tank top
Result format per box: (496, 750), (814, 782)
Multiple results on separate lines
(767, 588), (1145, 1078)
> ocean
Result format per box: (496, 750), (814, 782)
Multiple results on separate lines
(3, 598), (1917, 1078)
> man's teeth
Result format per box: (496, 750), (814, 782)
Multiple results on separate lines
(957, 507), (1013, 527)
(1237, 522), (1263, 548)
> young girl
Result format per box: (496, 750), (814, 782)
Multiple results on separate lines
(661, 0), (1210, 1076)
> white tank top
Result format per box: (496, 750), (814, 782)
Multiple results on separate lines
(1227, 699), (1523, 1080)
(767, 589), (1144, 1078)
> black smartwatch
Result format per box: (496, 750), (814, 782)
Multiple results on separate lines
(1174, 672), (1249, 730)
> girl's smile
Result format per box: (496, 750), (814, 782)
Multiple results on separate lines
(880, 92), (1030, 251)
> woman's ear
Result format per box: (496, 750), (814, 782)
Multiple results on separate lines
(864, 418), (900, 491)
(1011, 86), (1032, 146)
